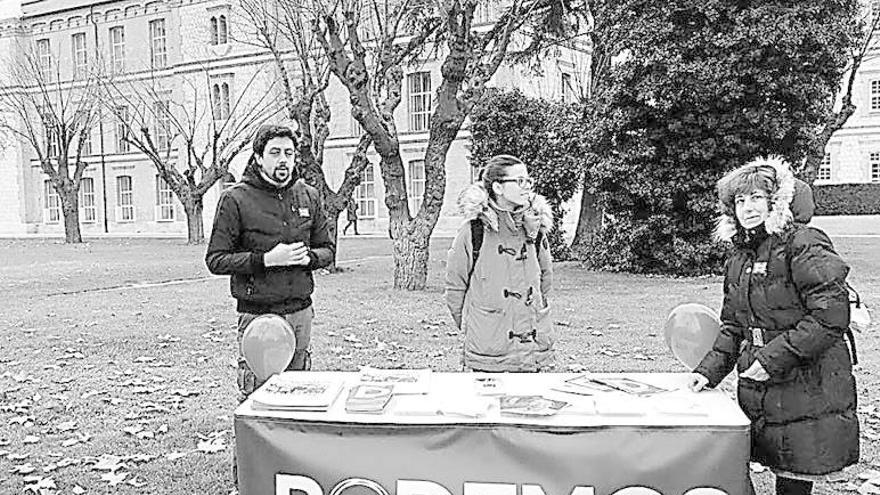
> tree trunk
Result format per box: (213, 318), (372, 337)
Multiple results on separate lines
(323, 198), (344, 272)
(59, 189), (82, 243)
(570, 184), (601, 253)
(392, 223), (431, 290)
(184, 196), (205, 244)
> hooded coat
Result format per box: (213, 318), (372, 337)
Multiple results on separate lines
(205, 161), (335, 315)
(695, 159), (858, 476)
(445, 184), (555, 372)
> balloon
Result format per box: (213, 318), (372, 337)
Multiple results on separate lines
(664, 303), (721, 370)
(240, 314), (297, 382)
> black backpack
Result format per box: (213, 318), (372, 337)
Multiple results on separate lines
(467, 219), (544, 282)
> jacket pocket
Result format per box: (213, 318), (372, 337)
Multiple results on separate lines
(464, 305), (509, 356)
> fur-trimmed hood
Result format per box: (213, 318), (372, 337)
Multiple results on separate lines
(457, 183), (553, 233)
(714, 156), (814, 243)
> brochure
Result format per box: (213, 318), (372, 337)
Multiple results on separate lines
(250, 373), (345, 411)
(590, 377), (671, 396)
(345, 384), (395, 414)
(498, 395), (569, 417)
(358, 367), (431, 394)
(551, 375), (618, 396)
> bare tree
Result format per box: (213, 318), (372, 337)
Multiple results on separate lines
(100, 66), (284, 243)
(314, 0), (581, 289)
(235, 0), (374, 266)
(0, 40), (101, 243)
(799, 9), (880, 183)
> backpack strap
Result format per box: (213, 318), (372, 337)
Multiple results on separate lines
(466, 219), (544, 284)
(467, 219), (483, 284)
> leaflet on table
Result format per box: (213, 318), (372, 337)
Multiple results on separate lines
(345, 384), (395, 414)
(554, 375), (671, 396)
(498, 395), (569, 417)
(392, 395), (492, 418)
(358, 367), (431, 394)
(249, 373), (345, 411)
(473, 376), (506, 396)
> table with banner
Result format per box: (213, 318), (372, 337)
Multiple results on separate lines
(234, 372), (752, 495)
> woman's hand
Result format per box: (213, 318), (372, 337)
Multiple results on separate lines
(739, 361), (769, 381)
(687, 373), (710, 392)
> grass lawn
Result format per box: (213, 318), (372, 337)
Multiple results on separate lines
(0, 236), (878, 494)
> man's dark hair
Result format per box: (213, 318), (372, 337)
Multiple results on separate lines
(252, 125), (296, 157)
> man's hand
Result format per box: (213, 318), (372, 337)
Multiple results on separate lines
(264, 242), (310, 267)
(687, 373), (710, 392)
(739, 360), (769, 381)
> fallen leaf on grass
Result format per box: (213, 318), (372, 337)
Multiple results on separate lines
(127, 475), (148, 488)
(56, 421), (77, 432)
(72, 486), (85, 495)
(23, 435), (39, 444)
(133, 356), (155, 363)
(101, 471), (128, 486)
(197, 437), (227, 453)
(9, 453), (30, 461)
(23, 475), (56, 493)
(165, 452), (188, 461)
(11, 463), (36, 474)
(87, 454), (126, 472)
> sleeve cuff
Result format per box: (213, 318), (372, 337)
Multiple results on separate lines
(251, 252), (266, 273)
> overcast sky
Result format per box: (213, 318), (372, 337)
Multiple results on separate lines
(0, 0), (21, 17)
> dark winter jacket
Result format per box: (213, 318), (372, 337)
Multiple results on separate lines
(205, 162), (335, 315)
(695, 160), (858, 475)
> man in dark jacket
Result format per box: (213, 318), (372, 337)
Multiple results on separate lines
(206, 125), (335, 398)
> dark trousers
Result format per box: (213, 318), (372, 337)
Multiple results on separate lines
(776, 477), (812, 495)
(343, 219), (358, 235)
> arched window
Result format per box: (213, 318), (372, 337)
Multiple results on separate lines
(218, 15), (228, 44)
(210, 16), (218, 45)
(221, 82), (230, 119)
(212, 83), (221, 119)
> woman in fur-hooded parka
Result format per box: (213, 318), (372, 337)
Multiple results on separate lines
(693, 157), (859, 479)
(444, 178), (555, 372)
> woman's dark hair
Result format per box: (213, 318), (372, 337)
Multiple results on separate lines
(252, 124), (296, 157)
(717, 161), (777, 215)
(479, 154), (525, 200)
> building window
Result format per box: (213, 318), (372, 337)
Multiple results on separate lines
(407, 159), (425, 213)
(44, 180), (60, 223)
(816, 153), (831, 182)
(872, 152), (880, 182)
(356, 163), (376, 218)
(211, 82), (230, 120)
(561, 72), (575, 103)
(155, 175), (175, 221)
(872, 80), (880, 111)
(80, 129), (92, 156)
(72, 33), (88, 79)
(149, 19), (167, 69)
(36, 39), (52, 81)
(115, 106), (130, 153)
(350, 112), (363, 136)
(116, 175), (134, 222)
(44, 120), (59, 159)
(80, 177), (96, 223)
(407, 72), (432, 132)
(153, 100), (172, 151)
(109, 26), (125, 73)
(210, 15), (228, 45)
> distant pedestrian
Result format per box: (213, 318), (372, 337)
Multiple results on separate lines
(343, 196), (359, 235)
(689, 156), (858, 495)
(444, 154), (555, 372)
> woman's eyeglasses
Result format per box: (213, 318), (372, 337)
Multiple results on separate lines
(497, 177), (534, 188)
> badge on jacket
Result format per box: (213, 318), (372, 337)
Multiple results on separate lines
(752, 261), (767, 276)
(294, 206), (310, 217)
(750, 327), (765, 347)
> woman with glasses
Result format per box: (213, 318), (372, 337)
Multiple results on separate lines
(445, 154), (555, 372)
(688, 157), (858, 495)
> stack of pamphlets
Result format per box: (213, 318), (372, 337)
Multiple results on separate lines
(498, 395), (569, 417)
(358, 367), (431, 394)
(345, 384), (395, 414)
(250, 373), (345, 412)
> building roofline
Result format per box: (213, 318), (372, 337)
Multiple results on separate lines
(21, 0), (121, 19)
